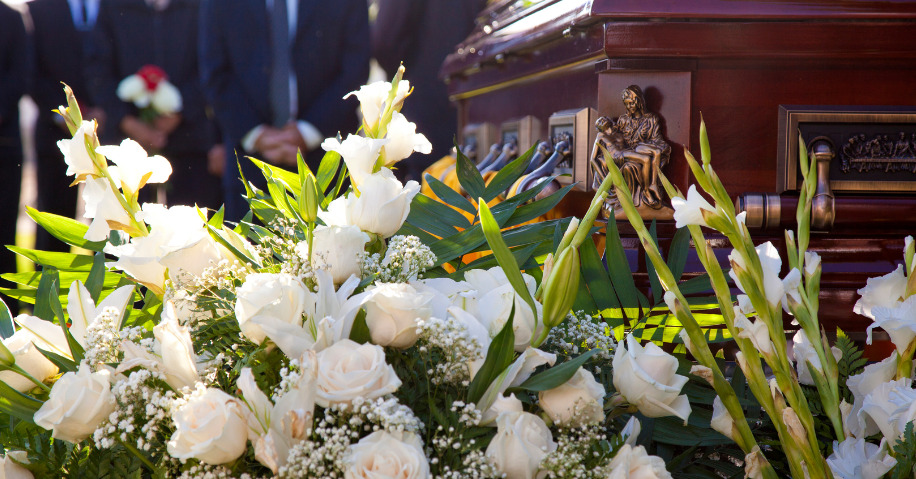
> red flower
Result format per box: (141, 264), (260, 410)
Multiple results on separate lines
(137, 65), (169, 92)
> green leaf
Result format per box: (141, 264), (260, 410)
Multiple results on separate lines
(0, 297), (13, 339)
(478, 200), (537, 318)
(7, 246), (94, 271)
(504, 183), (576, 227)
(467, 305), (516, 404)
(514, 349), (599, 392)
(48, 279), (85, 363)
(316, 150), (342, 194)
(408, 195), (469, 233)
(579, 238), (620, 312)
(26, 207), (105, 251)
(35, 345), (78, 373)
(455, 147), (486, 200)
(33, 268), (59, 322)
(0, 380), (42, 423)
(482, 145), (535, 201)
(646, 221), (663, 304)
(667, 227), (691, 282)
(424, 174), (477, 216)
(604, 217), (647, 319)
(249, 157), (300, 194)
(349, 310), (371, 344)
(208, 206), (225, 228)
(266, 174), (297, 220)
(85, 252), (106, 303)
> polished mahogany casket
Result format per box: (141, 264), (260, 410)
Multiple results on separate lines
(441, 0), (916, 338)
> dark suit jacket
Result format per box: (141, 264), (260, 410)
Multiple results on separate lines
(28, 0), (93, 156)
(199, 0), (370, 154)
(86, 0), (213, 155)
(0, 2), (27, 144)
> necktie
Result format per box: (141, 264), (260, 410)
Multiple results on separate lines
(79, 0), (91, 30)
(269, 0), (291, 127)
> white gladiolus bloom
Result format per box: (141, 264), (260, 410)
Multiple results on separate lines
(613, 334), (691, 423)
(781, 267), (802, 312)
(710, 396), (737, 441)
(671, 184), (716, 228)
(866, 295), (916, 353)
(728, 241), (785, 308)
(344, 79), (411, 131)
(96, 139), (172, 196)
(383, 112), (432, 165)
(804, 251), (821, 277)
(827, 437), (896, 479)
(320, 134), (388, 188)
(621, 416), (641, 446)
(855, 264), (907, 320)
(858, 378), (911, 444)
(733, 307), (773, 355)
(82, 177), (132, 242)
(846, 355), (897, 438)
(58, 119), (99, 179)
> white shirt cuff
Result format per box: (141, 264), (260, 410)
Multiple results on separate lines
(297, 121), (323, 151)
(241, 124), (267, 153)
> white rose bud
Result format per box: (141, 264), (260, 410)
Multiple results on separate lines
(538, 367), (605, 427)
(613, 334), (691, 424)
(827, 437), (896, 479)
(167, 387), (248, 465)
(315, 339), (402, 407)
(0, 330), (58, 393)
(0, 451), (32, 479)
(344, 431), (430, 479)
(235, 273), (308, 344)
(364, 282), (435, 349)
(486, 411), (557, 479)
(606, 444), (672, 479)
(479, 393), (523, 426)
(33, 364), (115, 444)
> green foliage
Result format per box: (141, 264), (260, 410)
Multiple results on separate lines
(835, 328), (868, 403)
(890, 421), (916, 479)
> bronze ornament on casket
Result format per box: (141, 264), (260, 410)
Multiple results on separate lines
(589, 85), (673, 220)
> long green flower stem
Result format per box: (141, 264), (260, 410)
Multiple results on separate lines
(664, 149), (834, 475)
(600, 154), (780, 479)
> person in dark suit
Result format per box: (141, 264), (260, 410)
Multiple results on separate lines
(372, 0), (484, 182)
(85, 0), (222, 210)
(0, 2), (28, 311)
(28, 0), (103, 252)
(199, 0), (370, 221)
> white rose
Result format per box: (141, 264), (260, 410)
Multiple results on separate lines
(827, 437), (896, 479)
(33, 363), (115, 443)
(96, 139), (172, 197)
(343, 79), (410, 131)
(612, 334), (691, 424)
(57, 119), (99, 179)
(150, 79), (182, 114)
(671, 184), (717, 228)
(153, 303), (200, 390)
(344, 431), (429, 479)
(383, 112), (432, 165)
(0, 330), (58, 393)
(305, 225), (370, 284)
(538, 367), (605, 427)
(364, 282), (434, 349)
(0, 451), (32, 479)
(855, 264), (907, 320)
(167, 387), (248, 465)
(866, 295), (916, 354)
(320, 170), (419, 239)
(486, 411), (557, 479)
(235, 273), (308, 344)
(321, 134), (388, 188)
(83, 177), (132, 242)
(315, 339), (401, 407)
(480, 393), (523, 425)
(606, 444), (672, 479)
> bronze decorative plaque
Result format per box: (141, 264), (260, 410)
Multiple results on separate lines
(778, 106), (916, 193)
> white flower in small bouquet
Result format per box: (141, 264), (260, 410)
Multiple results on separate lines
(117, 64), (182, 116)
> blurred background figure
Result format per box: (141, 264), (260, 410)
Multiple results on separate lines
(28, 0), (102, 252)
(372, 0), (485, 182)
(199, 0), (370, 221)
(85, 0), (222, 210)
(0, 1), (28, 313)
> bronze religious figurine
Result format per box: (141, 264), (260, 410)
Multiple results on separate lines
(590, 85), (672, 218)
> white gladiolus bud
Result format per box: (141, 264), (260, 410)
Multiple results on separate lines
(671, 184), (717, 228)
(710, 397), (737, 441)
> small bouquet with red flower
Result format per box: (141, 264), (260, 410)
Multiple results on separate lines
(116, 64), (182, 121)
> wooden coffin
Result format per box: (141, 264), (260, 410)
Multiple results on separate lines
(441, 0), (916, 335)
